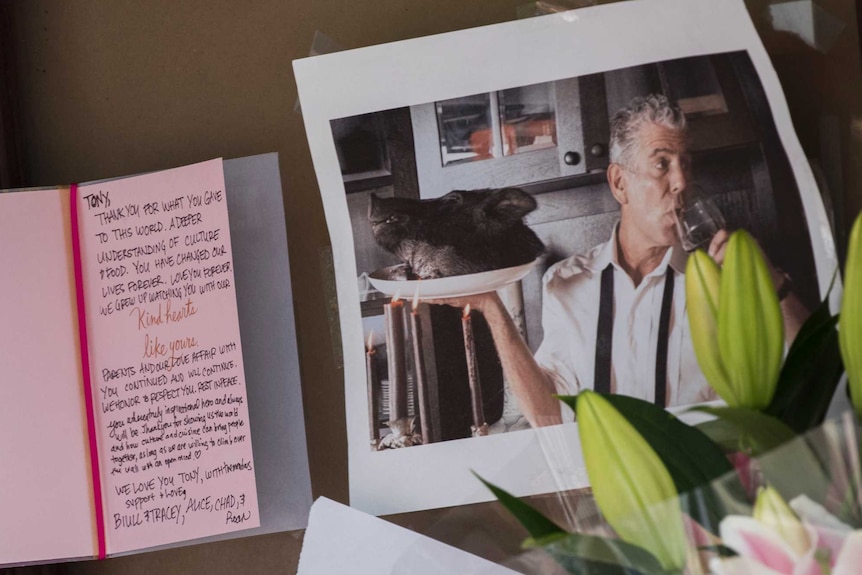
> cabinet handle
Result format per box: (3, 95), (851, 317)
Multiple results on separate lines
(590, 143), (605, 158)
(563, 151), (581, 166)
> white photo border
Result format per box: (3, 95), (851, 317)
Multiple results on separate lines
(294, 0), (839, 515)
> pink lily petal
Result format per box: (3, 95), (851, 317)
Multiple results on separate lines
(791, 495), (853, 564)
(710, 555), (787, 575)
(809, 524), (850, 567)
(709, 547), (824, 575)
(791, 525), (828, 575)
(833, 531), (862, 575)
(793, 554), (824, 575)
(720, 516), (798, 574)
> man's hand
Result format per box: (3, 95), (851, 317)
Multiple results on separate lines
(708, 229), (782, 291)
(707, 229), (730, 266)
(425, 291), (502, 314)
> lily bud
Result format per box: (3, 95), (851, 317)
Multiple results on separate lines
(753, 486), (810, 555)
(685, 230), (784, 408)
(718, 230), (784, 409)
(686, 250), (736, 403)
(840, 214), (862, 416)
(577, 390), (688, 571)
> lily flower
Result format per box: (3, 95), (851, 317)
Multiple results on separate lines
(711, 488), (862, 575)
(839, 214), (862, 416)
(576, 390), (689, 571)
(686, 230), (784, 408)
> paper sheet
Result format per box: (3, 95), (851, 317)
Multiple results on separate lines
(298, 498), (519, 575)
(0, 188), (95, 564)
(294, 0), (838, 515)
(75, 159), (260, 553)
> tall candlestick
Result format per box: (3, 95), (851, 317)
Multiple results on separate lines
(462, 305), (488, 436)
(365, 332), (380, 446)
(411, 288), (433, 443)
(384, 293), (408, 421)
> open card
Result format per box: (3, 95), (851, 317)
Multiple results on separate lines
(0, 154), (311, 566)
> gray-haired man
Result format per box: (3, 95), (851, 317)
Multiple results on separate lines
(531, 94), (717, 422)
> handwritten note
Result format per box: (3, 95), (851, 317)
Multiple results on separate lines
(76, 159), (259, 553)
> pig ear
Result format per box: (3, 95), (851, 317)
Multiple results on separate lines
(441, 190), (465, 204)
(484, 188), (537, 220)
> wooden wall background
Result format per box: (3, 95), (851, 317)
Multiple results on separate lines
(3, 0), (861, 573)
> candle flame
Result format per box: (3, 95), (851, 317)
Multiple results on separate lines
(367, 332), (375, 351)
(464, 304), (472, 317)
(392, 290), (402, 303)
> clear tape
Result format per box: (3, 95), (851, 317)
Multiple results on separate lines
(516, 1), (597, 19)
(767, 0), (847, 53)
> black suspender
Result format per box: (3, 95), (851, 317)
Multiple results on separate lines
(655, 270), (675, 407)
(593, 266), (675, 406)
(594, 266), (614, 396)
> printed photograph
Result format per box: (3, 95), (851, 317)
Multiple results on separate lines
(331, 51), (821, 451)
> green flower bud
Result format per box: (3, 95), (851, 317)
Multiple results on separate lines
(718, 230), (784, 409)
(686, 250), (736, 403)
(685, 230), (783, 408)
(840, 214), (862, 416)
(753, 486), (810, 555)
(577, 390), (688, 571)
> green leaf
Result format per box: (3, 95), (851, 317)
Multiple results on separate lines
(557, 394), (578, 415)
(691, 406), (795, 455)
(473, 473), (565, 541)
(769, 316), (843, 433)
(536, 532), (669, 575)
(695, 418), (747, 452)
(767, 268), (843, 433)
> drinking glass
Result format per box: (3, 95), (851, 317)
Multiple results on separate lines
(675, 187), (726, 253)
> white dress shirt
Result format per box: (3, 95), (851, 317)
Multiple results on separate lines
(534, 227), (716, 421)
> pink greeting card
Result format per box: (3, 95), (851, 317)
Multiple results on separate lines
(0, 159), (260, 565)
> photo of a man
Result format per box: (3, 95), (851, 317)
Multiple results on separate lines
(296, 0), (837, 514)
(330, 51), (821, 447)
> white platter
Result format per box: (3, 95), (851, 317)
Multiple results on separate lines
(366, 260), (537, 299)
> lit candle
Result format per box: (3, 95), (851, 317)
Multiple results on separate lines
(384, 291), (408, 421)
(366, 332), (380, 445)
(462, 305), (487, 436)
(411, 286), (433, 443)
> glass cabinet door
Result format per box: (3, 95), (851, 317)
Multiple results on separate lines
(498, 84), (557, 157)
(413, 79), (585, 199)
(435, 93), (495, 166)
